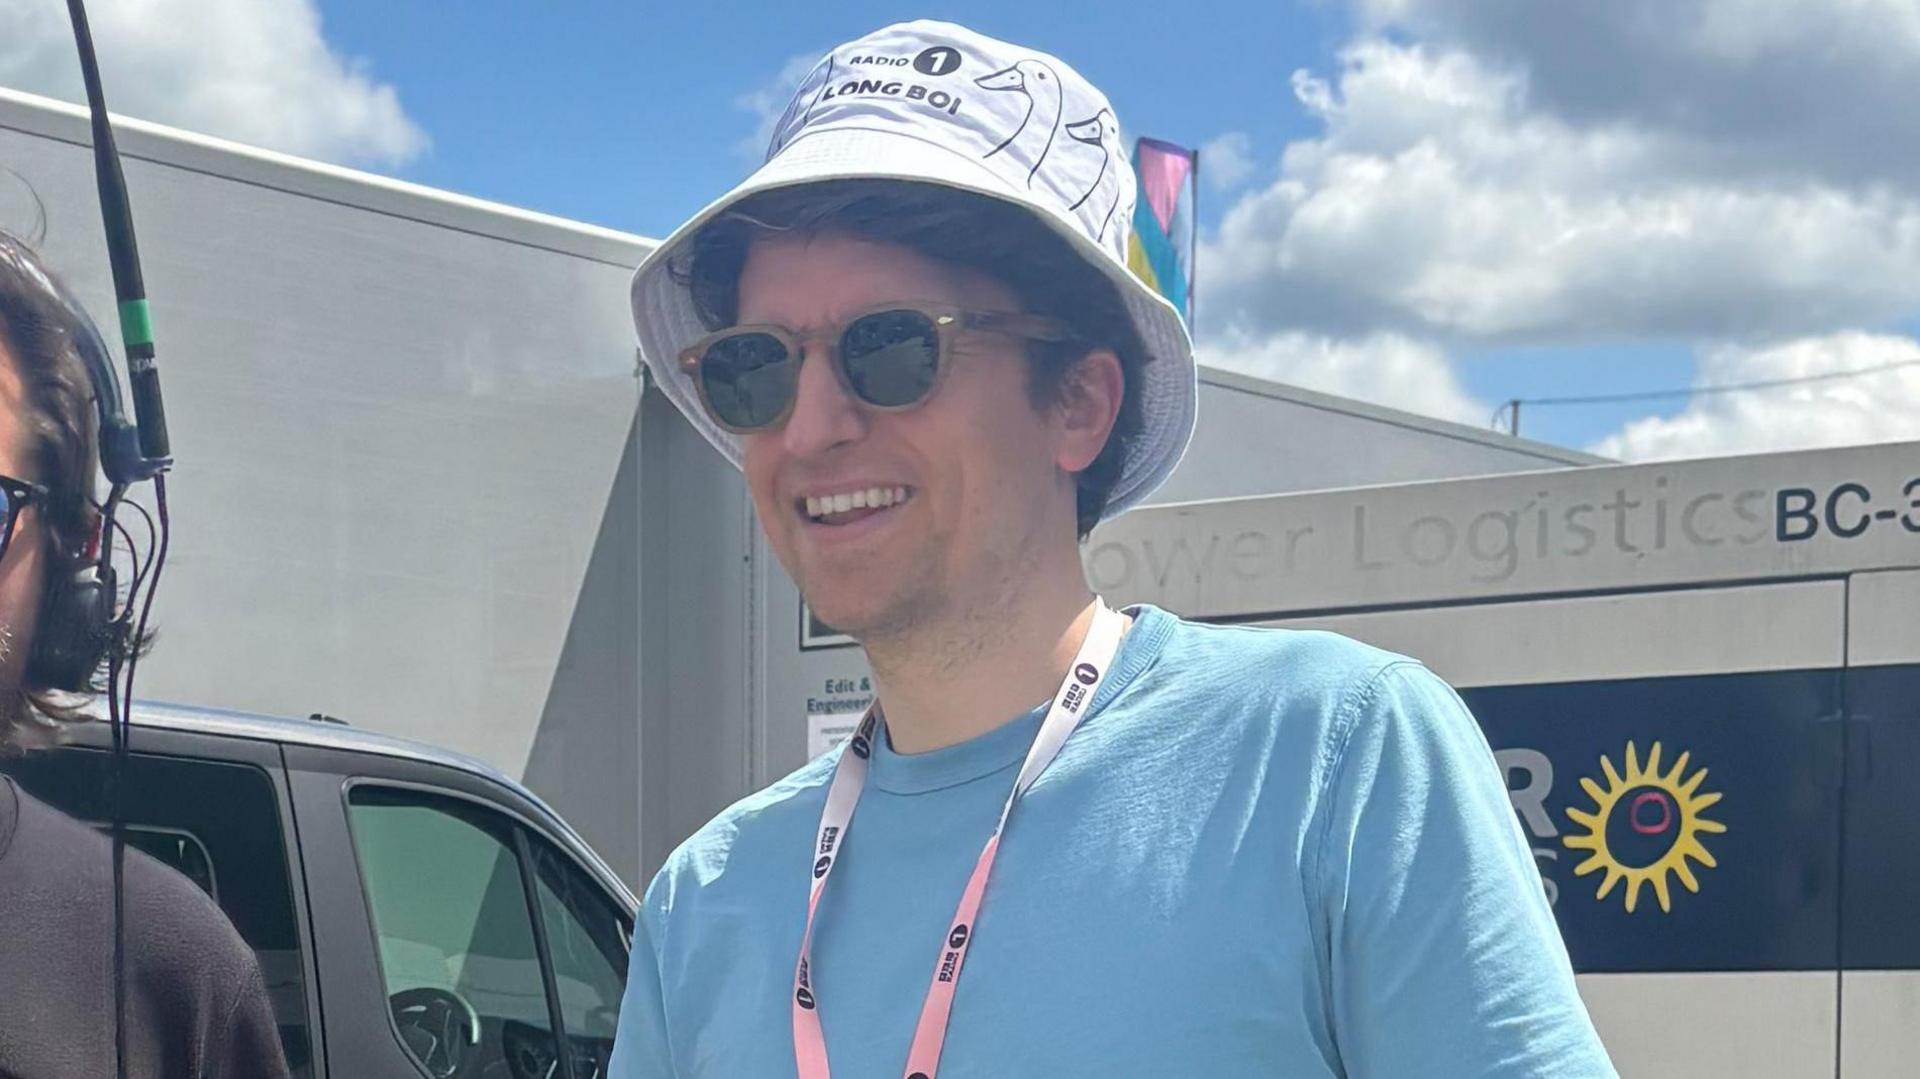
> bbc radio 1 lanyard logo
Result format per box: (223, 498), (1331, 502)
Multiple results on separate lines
(1563, 741), (1726, 914)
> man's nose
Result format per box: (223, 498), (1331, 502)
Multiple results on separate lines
(781, 340), (868, 457)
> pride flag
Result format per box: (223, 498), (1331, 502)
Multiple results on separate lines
(1127, 137), (1198, 326)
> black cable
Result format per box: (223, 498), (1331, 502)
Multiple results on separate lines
(116, 475), (167, 739)
(117, 497), (156, 603)
(97, 487), (120, 552)
(102, 478), (170, 1079)
(109, 518), (139, 598)
(1495, 355), (1920, 435)
(98, 481), (129, 1079)
(1539, 356), (1920, 406)
(92, 493), (150, 603)
(120, 495), (155, 549)
(105, 648), (124, 1079)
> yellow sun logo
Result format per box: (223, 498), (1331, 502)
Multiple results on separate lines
(1563, 741), (1726, 914)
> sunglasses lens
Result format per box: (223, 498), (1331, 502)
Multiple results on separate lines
(699, 332), (795, 429)
(841, 310), (940, 408)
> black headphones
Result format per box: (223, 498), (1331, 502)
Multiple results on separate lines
(0, 231), (166, 692)
(29, 545), (119, 692)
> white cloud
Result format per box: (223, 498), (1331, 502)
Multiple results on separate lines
(1198, 330), (1487, 425)
(0, 0), (424, 167)
(1185, 2), (1920, 460)
(1591, 332), (1920, 461)
(1202, 37), (1920, 347)
(1353, 0), (1920, 190)
(1200, 132), (1255, 192)
(735, 51), (828, 163)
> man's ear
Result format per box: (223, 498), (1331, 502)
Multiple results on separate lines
(1053, 347), (1124, 474)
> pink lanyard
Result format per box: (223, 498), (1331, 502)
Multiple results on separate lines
(792, 602), (1128, 1079)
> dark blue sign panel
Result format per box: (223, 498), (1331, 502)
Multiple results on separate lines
(1460, 669), (1843, 973)
(1842, 663), (1920, 971)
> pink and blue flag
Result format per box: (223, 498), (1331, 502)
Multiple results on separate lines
(1127, 137), (1198, 325)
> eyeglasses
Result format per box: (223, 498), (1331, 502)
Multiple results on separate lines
(0, 474), (46, 565)
(677, 303), (1076, 433)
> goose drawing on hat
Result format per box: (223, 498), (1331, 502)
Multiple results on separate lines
(975, 58), (1063, 187)
(1064, 109), (1128, 242)
(766, 54), (835, 158)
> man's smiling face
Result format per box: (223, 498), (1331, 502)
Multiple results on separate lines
(735, 231), (1078, 641)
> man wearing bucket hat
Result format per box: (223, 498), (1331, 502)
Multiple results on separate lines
(612, 19), (1614, 1079)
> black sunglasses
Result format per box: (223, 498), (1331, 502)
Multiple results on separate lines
(678, 304), (1076, 433)
(0, 474), (47, 565)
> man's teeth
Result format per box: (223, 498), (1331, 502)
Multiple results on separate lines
(806, 487), (909, 520)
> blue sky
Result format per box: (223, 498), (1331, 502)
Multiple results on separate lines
(9, 0), (1920, 460)
(312, 2), (1338, 241)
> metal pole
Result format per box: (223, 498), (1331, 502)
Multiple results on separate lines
(1188, 146), (1200, 335)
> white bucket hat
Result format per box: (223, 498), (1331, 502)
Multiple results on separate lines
(630, 19), (1196, 520)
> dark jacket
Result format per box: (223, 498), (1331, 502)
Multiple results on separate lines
(0, 777), (290, 1079)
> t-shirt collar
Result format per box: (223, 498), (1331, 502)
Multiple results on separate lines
(864, 604), (1173, 795)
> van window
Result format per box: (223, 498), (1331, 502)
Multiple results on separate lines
(531, 839), (629, 1075)
(348, 786), (563, 1078)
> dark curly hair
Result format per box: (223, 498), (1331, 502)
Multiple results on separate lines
(0, 229), (128, 754)
(675, 179), (1153, 539)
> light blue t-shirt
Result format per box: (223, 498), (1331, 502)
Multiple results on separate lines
(611, 606), (1616, 1077)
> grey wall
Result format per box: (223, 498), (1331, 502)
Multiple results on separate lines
(0, 92), (643, 779)
(636, 385), (757, 883)
(524, 413), (643, 883)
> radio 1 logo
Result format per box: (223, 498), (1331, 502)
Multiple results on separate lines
(1499, 741), (1725, 913)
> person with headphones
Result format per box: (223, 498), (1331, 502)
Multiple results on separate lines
(0, 229), (289, 1078)
(611, 21), (1614, 1078)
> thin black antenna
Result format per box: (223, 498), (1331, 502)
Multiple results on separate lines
(66, 0), (170, 465)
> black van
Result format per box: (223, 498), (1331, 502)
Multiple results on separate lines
(1, 702), (636, 1079)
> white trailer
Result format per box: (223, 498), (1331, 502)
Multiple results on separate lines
(1087, 440), (1920, 1078)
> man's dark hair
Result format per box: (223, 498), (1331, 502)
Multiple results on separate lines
(0, 230), (126, 753)
(675, 179), (1153, 539)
